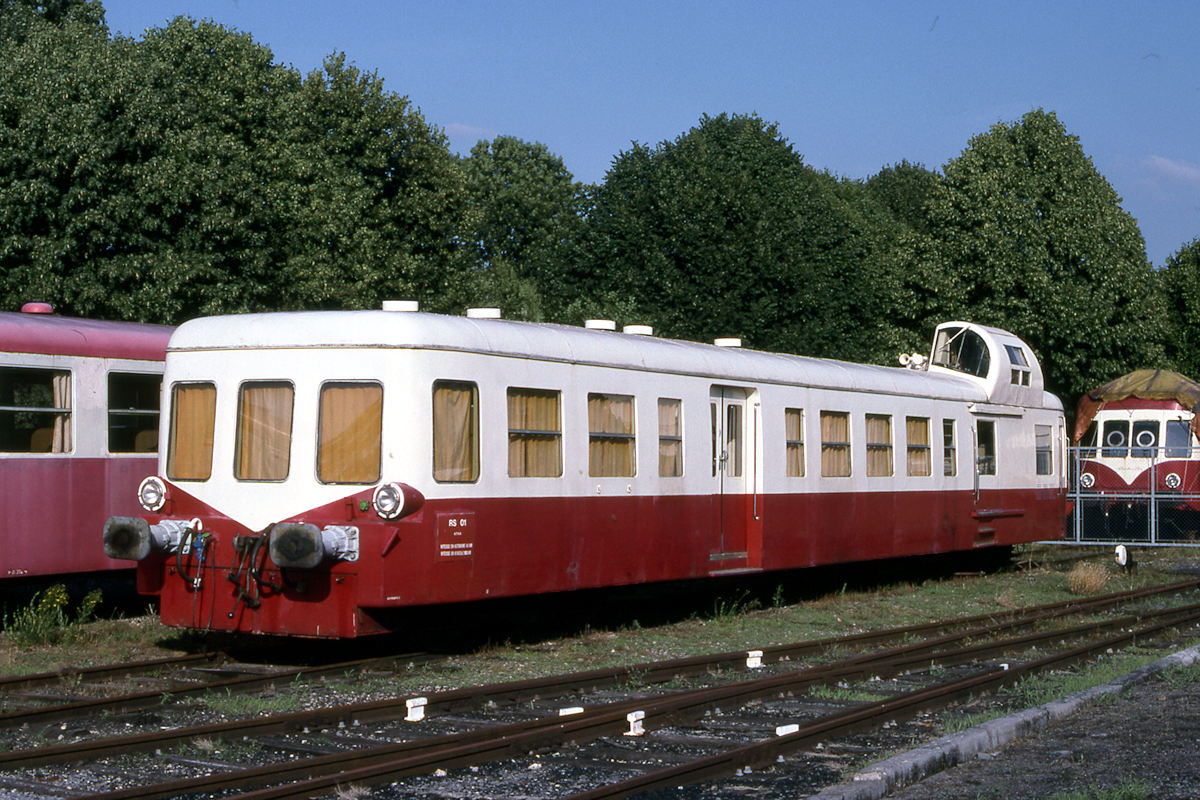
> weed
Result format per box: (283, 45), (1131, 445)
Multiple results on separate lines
(334, 784), (372, 800)
(3, 585), (102, 646)
(710, 589), (760, 619)
(1067, 562), (1109, 595)
(1048, 777), (1153, 800)
(202, 687), (303, 717)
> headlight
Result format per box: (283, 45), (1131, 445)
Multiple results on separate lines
(371, 481), (425, 520)
(1166, 472), (1182, 489)
(1079, 473), (1095, 489)
(138, 476), (167, 512)
(373, 482), (405, 519)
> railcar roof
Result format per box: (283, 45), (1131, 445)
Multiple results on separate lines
(171, 310), (1003, 402)
(0, 312), (172, 360)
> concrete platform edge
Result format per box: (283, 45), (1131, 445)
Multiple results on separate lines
(805, 643), (1200, 800)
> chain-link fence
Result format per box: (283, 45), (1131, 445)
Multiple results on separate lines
(1066, 445), (1200, 545)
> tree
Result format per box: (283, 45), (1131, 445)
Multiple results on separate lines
(461, 136), (588, 319)
(896, 109), (1166, 403)
(279, 53), (473, 313)
(1159, 239), (1200, 378)
(581, 113), (896, 361)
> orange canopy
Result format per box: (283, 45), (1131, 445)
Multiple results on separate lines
(1073, 369), (1200, 442)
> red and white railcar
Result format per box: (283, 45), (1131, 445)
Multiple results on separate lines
(2, 304), (171, 580)
(1073, 370), (1200, 507)
(104, 307), (1066, 637)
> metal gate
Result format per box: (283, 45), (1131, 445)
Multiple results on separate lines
(1066, 445), (1200, 545)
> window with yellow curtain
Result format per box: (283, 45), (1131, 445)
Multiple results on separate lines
(508, 388), (561, 477)
(168, 382), (216, 480)
(866, 414), (892, 477)
(657, 398), (682, 477)
(906, 416), (931, 476)
(318, 382), (382, 484)
(235, 382), (294, 481)
(785, 408), (804, 477)
(433, 381), (479, 483)
(821, 411), (850, 477)
(589, 393), (635, 477)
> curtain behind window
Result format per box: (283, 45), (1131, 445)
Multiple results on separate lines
(168, 383), (216, 480)
(866, 414), (892, 476)
(236, 382), (294, 481)
(319, 383), (382, 483)
(785, 408), (804, 477)
(433, 381), (479, 482)
(906, 417), (931, 476)
(821, 411), (850, 477)
(508, 388), (561, 477)
(589, 393), (635, 477)
(657, 398), (682, 477)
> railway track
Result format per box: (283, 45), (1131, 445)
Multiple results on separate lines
(4, 579), (1198, 799)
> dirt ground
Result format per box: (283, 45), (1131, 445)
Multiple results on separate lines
(884, 669), (1200, 799)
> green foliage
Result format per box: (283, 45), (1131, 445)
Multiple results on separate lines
(0, 14), (471, 322)
(895, 109), (1166, 403)
(4, 584), (101, 645)
(461, 135), (589, 319)
(580, 113), (899, 361)
(1158, 239), (1200, 379)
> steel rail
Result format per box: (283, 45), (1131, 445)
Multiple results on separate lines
(75, 596), (1200, 800)
(0, 653), (217, 695)
(211, 604), (1200, 800)
(11, 579), (1193, 770)
(562, 607), (1200, 799)
(0, 653), (427, 730)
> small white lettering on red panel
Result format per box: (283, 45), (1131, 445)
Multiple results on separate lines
(436, 512), (475, 561)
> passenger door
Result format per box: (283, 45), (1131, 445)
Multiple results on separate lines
(709, 386), (762, 572)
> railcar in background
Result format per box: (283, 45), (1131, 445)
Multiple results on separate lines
(1073, 369), (1200, 539)
(2, 304), (172, 582)
(104, 306), (1066, 638)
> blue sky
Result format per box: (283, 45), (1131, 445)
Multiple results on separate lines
(101, 1), (1200, 266)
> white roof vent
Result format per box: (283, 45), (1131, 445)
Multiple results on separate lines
(622, 324), (653, 336)
(585, 319), (617, 331)
(714, 337), (742, 348)
(382, 300), (419, 312)
(467, 307), (501, 319)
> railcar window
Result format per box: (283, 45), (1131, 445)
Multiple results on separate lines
(658, 398), (683, 477)
(235, 382), (294, 481)
(167, 382), (215, 480)
(1102, 420), (1129, 458)
(943, 419), (957, 476)
(866, 414), (893, 477)
(589, 393), (635, 477)
(319, 382), (383, 484)
(108, 372), (161, 453)
(820, 411), (850, 477)
(785, 408), (804, 477)
(977, 420), (997, 475)
(711, 403), (718, 477)
(932, 327), (991, 378)
(508, 388), (562, 477)
(1130, 420), (1159, 458)
(725, 404), (743, 477)
(0, 367), (71, 453)
(433, 381), (479, 483)
(1166, 420), (1193, 458)
(1035, 424), (1053, 475)
(906, 417), (931, 476)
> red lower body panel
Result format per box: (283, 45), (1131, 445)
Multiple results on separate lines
(143, 486), (1065, 637)
(1, 457), (154, 579)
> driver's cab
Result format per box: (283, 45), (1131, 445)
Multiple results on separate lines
(928, 321), (1045, 407)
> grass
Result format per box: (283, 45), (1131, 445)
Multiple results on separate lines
(3, 585), (102, 646)
(1048, 777), (1154, 800)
